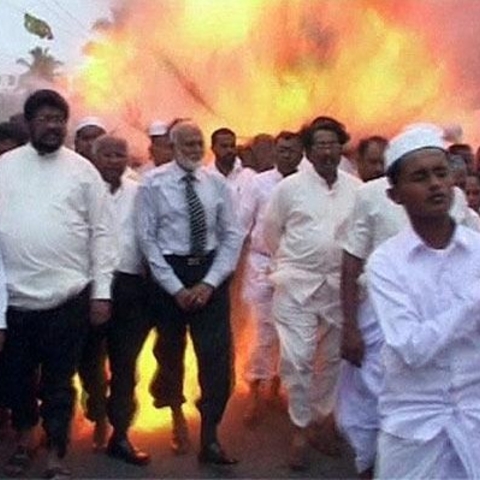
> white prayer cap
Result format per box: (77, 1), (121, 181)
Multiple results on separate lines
(385, 124), (446, 172)
(148, 120), (169, 137)
(74, 116), (106, 135)
(402, 122), (444, 136)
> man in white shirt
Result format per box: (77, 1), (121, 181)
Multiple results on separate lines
(355, 136), (387, 183)
(251, 133), (276, 173)
(208, 127), (255, 200)
(0, 89), (116, 479)
(73, 116), (107, 162)
(90, 135), (151, 465)
(366, 126), (480, 478)
(148, 120), (174, 167)
(136, 121), (243, 465)
(264, 117), (361, 470)
(74, 116), (110, 453)
(239, 131), (303, 424)
(337, 126), (479, 479)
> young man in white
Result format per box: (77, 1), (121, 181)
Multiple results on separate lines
(264, 117), (361, 470)
(336, 125), (480, 478)
(366, 126), (480, 478)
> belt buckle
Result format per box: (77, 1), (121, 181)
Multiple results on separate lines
(187, 256), (203, 267)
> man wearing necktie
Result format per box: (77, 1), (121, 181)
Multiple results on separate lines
(136, 121), (243, 465)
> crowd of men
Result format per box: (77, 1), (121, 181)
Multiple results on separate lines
(0, 89), (480, 479)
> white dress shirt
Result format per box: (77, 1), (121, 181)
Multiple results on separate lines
(342, 176), (479, 334)
(208, 157), (256, 201)
(264, 167), (362, 309)
(344, 176), (478, 262)
(338, 155), (359, 178)
(366, 223), (480, 443)
(239, 168), (283, 254)
(0, 144), (116, 309)
(111, 177), (143, 275)
(136, 160), (243, 295)
(0, 249), (7, 329)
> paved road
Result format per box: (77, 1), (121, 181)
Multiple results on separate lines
(0, 390), (356, 479)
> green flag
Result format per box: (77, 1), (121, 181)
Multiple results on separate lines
(24, 13), (54, 40)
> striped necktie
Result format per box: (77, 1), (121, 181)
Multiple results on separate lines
(183, 172), (207, 255)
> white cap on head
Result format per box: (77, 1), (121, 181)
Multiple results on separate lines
(148, 120), (169, 137)
(385, 124), (446, 172)
(74, 116), (106, 135)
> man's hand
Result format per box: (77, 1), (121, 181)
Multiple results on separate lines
(341, 326), (365, 367)
(174, 288), (195, 311)
(189, 283), (214, 310)
(0, 329), (5, 353)
(90, 299), (112, 326)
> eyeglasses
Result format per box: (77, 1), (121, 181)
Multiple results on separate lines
(311, 141), (341, 150)
(32, 115), (67, 125)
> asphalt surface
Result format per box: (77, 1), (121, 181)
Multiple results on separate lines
(0, 279), (357, 479)
(0, 389), (357, 479)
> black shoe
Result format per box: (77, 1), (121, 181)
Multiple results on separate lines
(106, 437), (150, 466)
(198, 442), (238, 465)
(171, 409), (190, 455)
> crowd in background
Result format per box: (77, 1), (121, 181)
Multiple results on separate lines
(0, 89), (479, 479)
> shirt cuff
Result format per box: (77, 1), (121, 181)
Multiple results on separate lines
(161, 276), (185, 296)
(202, 270), (222, 289)
(342, 242), (368, 260)
(92, 277), (112, 300)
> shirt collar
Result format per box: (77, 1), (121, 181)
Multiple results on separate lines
(306, 167), (340, 191)
(173, 160), (204, 181)
(27, 142), (63, 160)
(404, 220), (469, 259)
(213, 157), (243, 177)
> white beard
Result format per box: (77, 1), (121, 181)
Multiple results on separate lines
(176, 156), (202, 171)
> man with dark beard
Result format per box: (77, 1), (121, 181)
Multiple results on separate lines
(0, 90), (116, 479)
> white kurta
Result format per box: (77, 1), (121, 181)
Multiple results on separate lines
(111, 177), (143, 275)
(0, 144), (117, 309)
(336, 176), (480, 472)
(239, 168), (283, 382)
(264, 167), (361, 427)
(208, 158), (256, 202)
(366, 224), (480, 479)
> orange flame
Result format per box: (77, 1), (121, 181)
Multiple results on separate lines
(69, 1), (478, 433)
(70, 0), (478, 149)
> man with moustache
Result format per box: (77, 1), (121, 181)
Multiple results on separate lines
(0, 90), (116, 479)
(355, 136), (388, 183)
(209, 127), (255, 199)
(264, 117), (362, 470)
(239, 131), (303, 425)
(136, 121), (243, 464)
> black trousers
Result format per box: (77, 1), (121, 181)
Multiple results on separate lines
(149, 254), (234, 445)
(3, 288), (90, 457)
(106, 272), (151, 435)
(77, 324), (108, 423)
(0, 351), (7, 408)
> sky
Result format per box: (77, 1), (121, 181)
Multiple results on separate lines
(0, 0), (113, 75)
